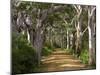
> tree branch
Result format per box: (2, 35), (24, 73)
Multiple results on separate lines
(63, 18), (68, 25)
(82, 26), (88, 36)
(71, 15), (77, 25)
(90, 7), (96, 17)
(73, 5), (79, 13)
(75, 20), (77, 29)
(41, 9), (48, 22)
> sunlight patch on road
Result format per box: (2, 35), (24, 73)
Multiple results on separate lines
(60, 64), (85, 68)
(41, 57), (55, 62)
(42, 58), (82, 64)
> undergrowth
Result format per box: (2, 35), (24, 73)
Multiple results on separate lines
(12, 33), (38, 74)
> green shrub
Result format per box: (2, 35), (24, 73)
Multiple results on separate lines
(80, 49), (89, 64)
(41, 42), (54, 56)
(12, 33), (37, 74)
(42, 46), (52, 56)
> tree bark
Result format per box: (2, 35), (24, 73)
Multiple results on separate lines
(88, 6), (96, 65)
(74, 5), (83, 57)
(33, 19), (44, 65)
(67, 30), (70, 49)
(76, 18), (82, 57)
(72, 31), (76, 54)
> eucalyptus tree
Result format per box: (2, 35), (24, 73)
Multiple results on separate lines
(88, 6), (96, 65)
(73, 5), (89, 57)
(73, 5), (83, 57)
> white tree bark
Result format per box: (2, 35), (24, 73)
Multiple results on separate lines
(67, 30), (70, 49)
(73, 5), (82, 57)
(88, 6), (96, 65)
(27, 30), (30, 43)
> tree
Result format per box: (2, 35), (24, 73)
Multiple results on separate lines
(88, 6), (96, 65)
(73, 5), (83, 57)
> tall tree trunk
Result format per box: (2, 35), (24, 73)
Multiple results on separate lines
(70, 33), (73, 49)
(76, 18), (82, 57)
(73, 5), (82, 57)
(33, 18), (44, 65)
(67, 30), (70, 49)
(27, 29), (30, 43)
(27, 28), (34, 45)
(72, 31), (76, 54)
(88, 6), (96, 65)
(50, 29), (53, 48)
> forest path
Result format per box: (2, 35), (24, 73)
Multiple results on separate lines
(39, 48), (88, 72)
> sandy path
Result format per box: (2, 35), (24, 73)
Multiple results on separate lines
(39, 48), (88, 72)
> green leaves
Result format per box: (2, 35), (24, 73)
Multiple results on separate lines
(80, 49), (89, 64)
(12, 33), (37, 74)
(42, 46), (52, 56)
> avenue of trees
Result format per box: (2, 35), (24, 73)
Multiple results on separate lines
(11, 0), (96, 74)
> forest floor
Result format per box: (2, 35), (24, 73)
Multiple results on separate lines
(38, 48), (92, 72)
